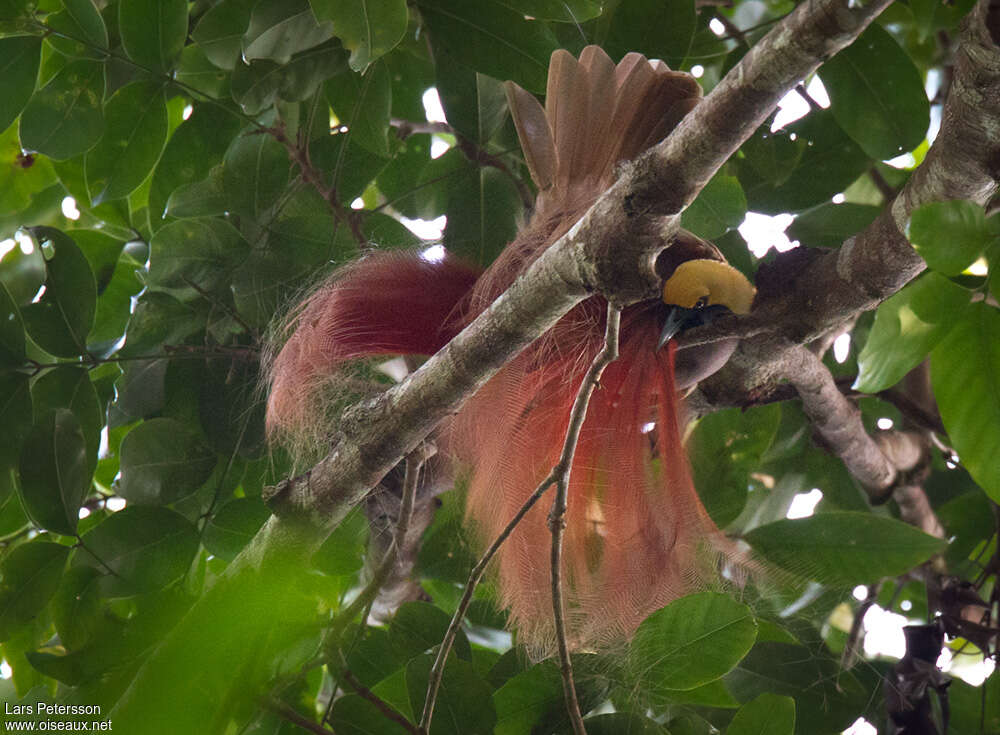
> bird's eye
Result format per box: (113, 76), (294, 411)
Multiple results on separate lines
(694, 295), (710, 309)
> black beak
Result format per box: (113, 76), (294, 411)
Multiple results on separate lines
(657, 304), (731, 350)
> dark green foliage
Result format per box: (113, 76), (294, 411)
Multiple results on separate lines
(0, 1), (995, 733)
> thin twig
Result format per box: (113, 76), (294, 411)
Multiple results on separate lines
(794, 83), (823, 112)
(342, 667), (420, 734)
(266, 698), (335, 735)
(419, 304), (622, 735)
(841, 583), (880, 670)
(868, 167), (898, 202)
(324, 446), (431, 652)
(548, 303), (622, 735)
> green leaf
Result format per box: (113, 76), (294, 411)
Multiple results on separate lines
(192, 0), (253, 70)
(119, 0), (188, 72)
(907, 199), (992, 276)
(17, 409), (89, 536)
(328, 694), (414, 735)
(0, 126), (59, 220)
(221, 131), (291, 219)
(443, 163), (522, 267)
(164, 167), (226, 218)
(148, 103), (243, 227)
(598, 0), (696, 67)
(690, 405), (781, 528)
(786, 203), (880, 249)
(0, 541), (70, 641)
(0, 36), (41, 134)
(0, 282), (26, 367)
(46, 0), (108, 59)
(310, 0), (408, 70)
(325, 57), (392, 156)
(147, 217), (249, 289)
(744, 511), (946, 586)
(727, 693), (795, 735)
(726, 642), (866, 735)
(231, 213), (357, 326)
(740, 111), (871, 214)
(629, 592), (757, 692)
(819, 24), (930, 160)
(406, 653), (497, 735)
(682, 172), (747, 241)
(203, 498), (271, 562)
(119, 417), (216, 504)
(31, 366), (101, 471)
(85, 81), (168, 204)
(76, 505), (200, 596)
(175, 45), (231, 99)
(931, 303), (1000, 502)
(20, 227), (97, 357)
(230, 41), (344, 114)
(308, 132), (390, 205)
(434, 48), (508, 144)
(243, 0), (334, 64)
(197, 356), (266, 458)
(19, 59), (105, 161)
(854, 272), (970, 393)
(50, 565), (101, 649)
(389, 601), (471, 662)
(418, 0), (558, 94)
(312, 507), (368, 577)
(493, 660), (563, 735)
(0, 373), (32, 468)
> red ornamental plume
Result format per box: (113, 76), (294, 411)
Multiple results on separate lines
(266, 46), (736, 652)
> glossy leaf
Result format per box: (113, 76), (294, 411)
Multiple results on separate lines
(243, 0), (333, 64)
(310, 0), (408, 70)
(192, 0), (253, 70)
(203, 498), (271, 561)
(499, 0), (602, 22)
(682, 172), (748, 240)
(630, 592), (757, 692)
(744, 511), (946, 586)
(740, 111), (871, 214)
(17, 409), (89, 536)
(0, 541), (70, 641)
(389, 601), (472, 662)
(690, 405), (780, 528)
(20, 228), (97, 357)
(581, 713), (666, 735)
(50, 565), (101, 649)
(0, 36), (41, 134)
(444, 164), (522, 267)
(726, 642), (866, 735)
(406, 653), (497, 735)
(85, 82), (168, 204)
(325, 57), (392, 156)
(819, 24), (930, 160)
(908, 199), (993, 276)
(599, 0), (696, 67)
(46, 0), (107, 59)
(931, 303), (1000, 502)
(854, 272), (970, 392)
(147, 217), (248, 289)
(31, 366), (101, 471)
(119, 417), (216, 504)
(19, 59), (105, 161)
(418, 0), (558, 94)
(728, 693), (796, 735)
(148, 103), (243, 226)
(433, 49), (508, 145)
(0, 282), (25, 367)
(786, 202), (880, 249)
(76, 506), (200, 596)
(221, 131), (290, 219)
(119, 0), (188, 72)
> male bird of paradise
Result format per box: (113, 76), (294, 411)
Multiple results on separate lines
(266, 46), (755, 652)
